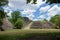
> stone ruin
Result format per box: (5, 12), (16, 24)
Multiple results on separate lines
(0, 18), (13, 30)
(30, 21), (56, 29)
(22, 17), (32, 28)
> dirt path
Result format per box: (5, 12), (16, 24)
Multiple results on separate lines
(22, 22), (33, 29)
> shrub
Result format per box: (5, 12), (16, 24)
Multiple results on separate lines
(0, 20), (3, 26)
(0, 20), (4, 31)
(55, 26), (60, 29)
(15, 18), (24, 29)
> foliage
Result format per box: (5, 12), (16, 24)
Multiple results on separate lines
(0, 8), (7, 31)
(0, 19), (3, 26)
(0, 8), (6, 19)
(26, 0), (37, 4)
(11, 11), (21, 19)
(43, 19), (48, 21)
(0, 0), (8, 19)
(26, 0), (46, 4)
(46, 0), (60, 4)
(0, 11), (7, 31)
(26, 0), (60, 4)
(10, 11), (24, 29)
(0, 0), (8, 28)
(50, 14), (60, 28)
(0, 0), (8, 6)
(11, 11), (22, 24)
(15, 18), (24, 29)
(0, 0), (8, 31)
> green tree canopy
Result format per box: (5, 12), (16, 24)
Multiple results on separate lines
(26, 0), (60, 4)
(0, 0), (8, 19)
(50, 14), (60, 28)
(0, 0), (8, 31)
(0, 0), (8, 6)
(11, 11), (21, 20)
(0, 8), (6, 19)
(26, 0), (37, 4)
(15, 18), (24, 29)
(10, 11), (24, 29)
(46, 0), (60, 4)
(11, 11), (22, 24)
(0, 0), (8, 20)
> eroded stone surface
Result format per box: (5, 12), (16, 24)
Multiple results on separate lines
(1, 18), (14, 30)
(30, 21), (55, 29)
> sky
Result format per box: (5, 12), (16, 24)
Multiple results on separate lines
(3, 0), (60, 21)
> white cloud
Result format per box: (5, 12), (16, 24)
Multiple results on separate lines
(38, 5), (60, 21)
(21, 9), (36, 14)
(7, 0), (46, 20)
(8, 3), (14, 7)
(38, 15), (45, 19)
(33, 19), (39, 21)
(7, 11), (12, 16)
(40, 5), (50, 13)
(48, 5), (58, 12)
(46, 17), (51, 21)
(8, 0), (46, 10)
(21, 9), (35, 20)
(3, 6), (13, 16)
(27, 14), (35, 20)
(47, 5), (59, 17)
(45, 5), (60, 20)
(5, 0), (60, 21)
(35, 0), (46, 7)
(47, 11), (57, 17)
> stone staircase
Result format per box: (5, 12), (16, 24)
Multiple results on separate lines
(22, 22), (33, 29)
(22, 21), (55, 29)
(30, 21), (55, 29)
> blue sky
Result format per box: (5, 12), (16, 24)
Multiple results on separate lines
(3, 0), (60, 21)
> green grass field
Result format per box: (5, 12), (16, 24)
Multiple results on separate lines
(0, 29), (60, 35)
(0, 29), (60, 40)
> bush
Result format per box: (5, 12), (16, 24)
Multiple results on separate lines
(0, 20), (3, 26)
(15, 18), (24, 29)
(50, 15), (60, 28)
(0, 20), (4, 31)
(55, 26), (60, 29)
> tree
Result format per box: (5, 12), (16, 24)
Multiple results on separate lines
(50, 15), (60, 28)
(0, 8), (6, 19)
(10, 11), (24, 29)
(46, 0), (60, 4)
(11, 11), (20, 24)
(26, 0), (47, 4)
(44, 19), (48, 21)
(11, 11), (22, 24)
(0, 0), (8, 20)
(0, 0), (8, 6)
(15, 18), (24, 29)
(0, 0), (8, 31)
(26, 0), (37, 4)
(26, 0), (60, 4)
(0, 9), (6, 31)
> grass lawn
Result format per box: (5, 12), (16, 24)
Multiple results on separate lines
(0, 29), (60, 40)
